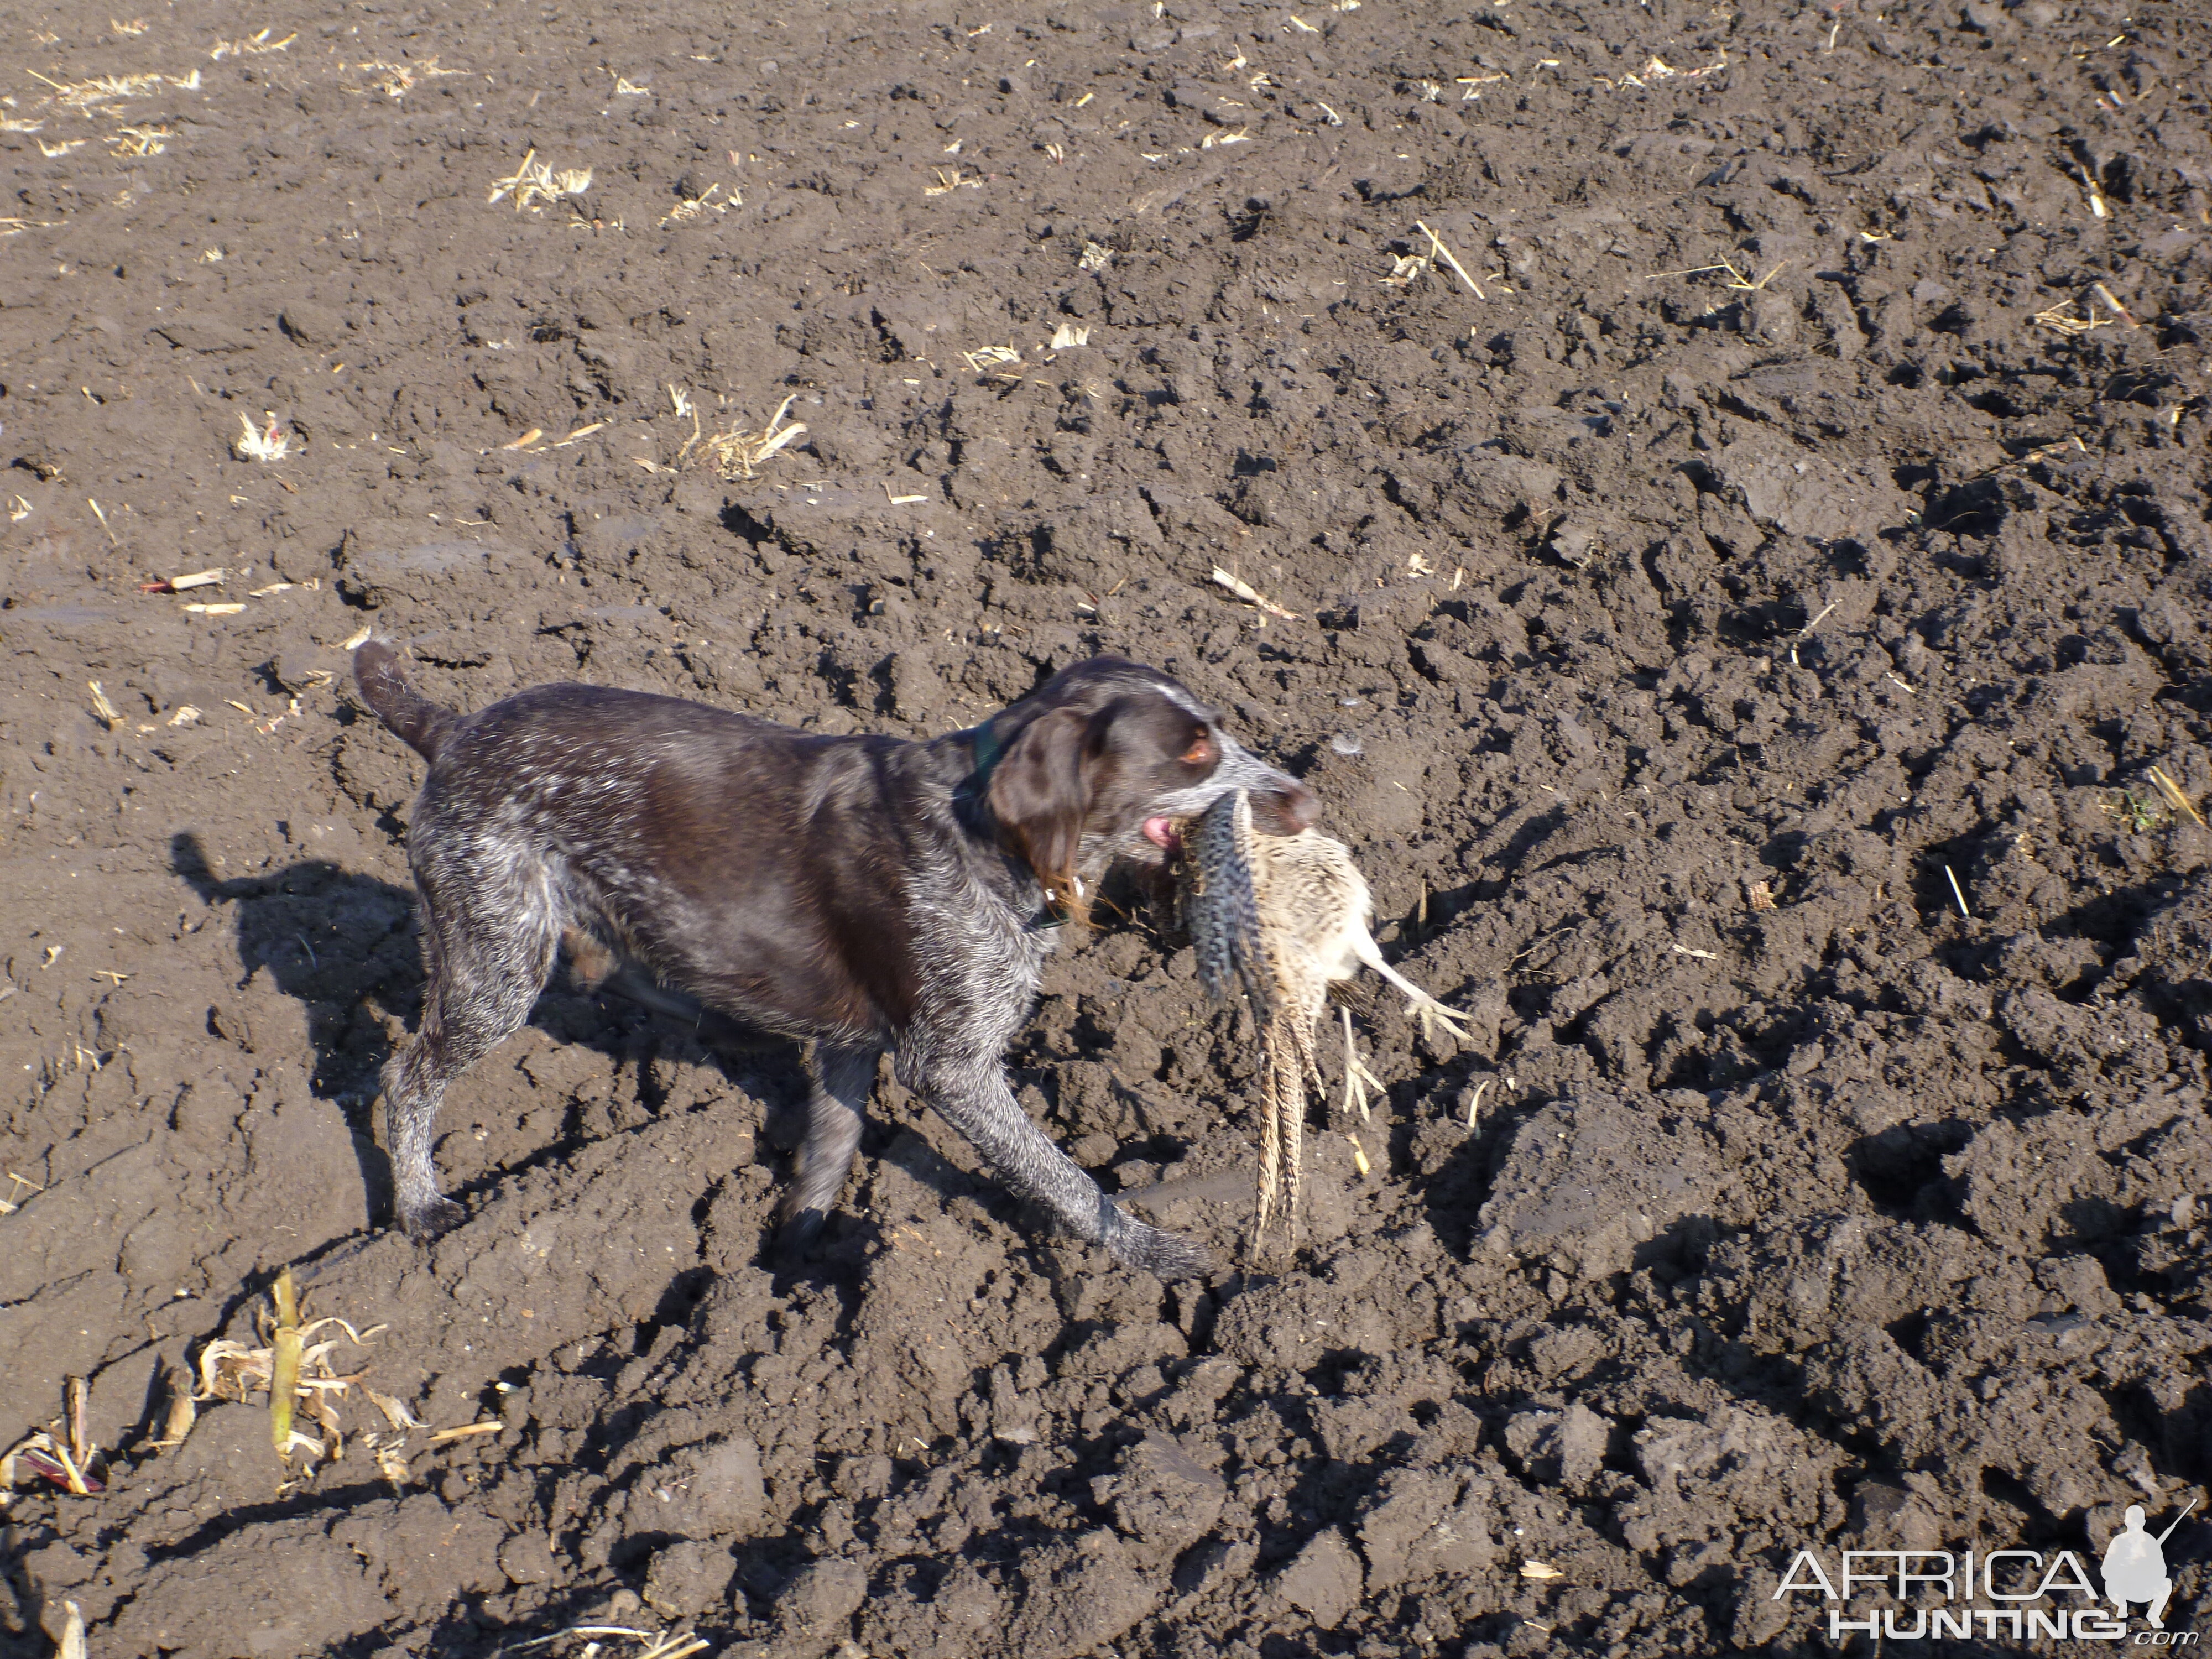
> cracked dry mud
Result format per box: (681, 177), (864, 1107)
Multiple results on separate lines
(3, 0), (2210, 1653)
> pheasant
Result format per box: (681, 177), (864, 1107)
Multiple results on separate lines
(1177, 790), (1468, 1248)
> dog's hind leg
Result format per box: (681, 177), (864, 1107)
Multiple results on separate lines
(384, 867), (559, 1238)
(774, 1040), (880, 1253)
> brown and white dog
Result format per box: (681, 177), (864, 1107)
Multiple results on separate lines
(353, 641), (1317, 1278)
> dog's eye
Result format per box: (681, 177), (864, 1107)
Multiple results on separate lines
(1180, 735), (1214, 765)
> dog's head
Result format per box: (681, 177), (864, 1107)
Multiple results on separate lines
(978, 657), (1318, 921)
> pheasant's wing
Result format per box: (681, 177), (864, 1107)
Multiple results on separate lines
(1180, 791), (1270, 1020)
(1225, 794), (1278, 1022)
(1253, 831), (1384, 985)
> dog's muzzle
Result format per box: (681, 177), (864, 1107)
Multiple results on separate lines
(1215, 735), (1318, 832)
(1149, 737), (1319, 847)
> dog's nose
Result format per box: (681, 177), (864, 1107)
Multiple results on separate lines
(1252, 775), (1320, 835)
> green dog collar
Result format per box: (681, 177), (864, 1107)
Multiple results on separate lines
(969, 716), (1004, 791)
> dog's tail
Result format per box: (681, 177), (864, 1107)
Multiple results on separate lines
(353, 637), (457, 761)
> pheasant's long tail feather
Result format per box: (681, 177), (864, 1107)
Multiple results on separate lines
(1272, 1027), (1305, 1241)
(1251, 1006), (1317, 1256)
(1254, 1071), (1283, 1240)
(1292, 994), (1328, 1092)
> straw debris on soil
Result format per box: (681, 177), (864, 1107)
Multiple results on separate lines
(1644, 254), (1785, 292)
(356, 55), (466, 97)
(1208, 565), (1297, 621)
(701, 395), (807, 479)
(494, 1629), (712, 1659)
(106, 121), (169, 154)
(208, 28), (295, 59)
(924, 165), (980, 196)
(232, 410), (289, 462)
(1413, 218), (1484, 297)
(25, 68), (167, 110)
(2147, 764), (2206, 827)
(488, 148), (594, 211)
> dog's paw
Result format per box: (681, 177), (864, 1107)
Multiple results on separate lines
(1107, 1211), (1213, 1281)
(774, 1205), (830, 1256)
(399, 1194), (467, 1240)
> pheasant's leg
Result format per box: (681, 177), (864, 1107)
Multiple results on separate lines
(1414, 998), (1472, 1042)
(1338, 1005), (1389, 1123)
(1340, 1005), (1367, 1121)
(1357, 942), (1473, 1041)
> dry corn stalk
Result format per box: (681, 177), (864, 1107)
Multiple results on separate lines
(2, 1423), (100, 1496)
(192, 1275), (388, 1476)
(268, 1267), (306, 1462)
(151, 1368), (197, 1449)
(1209, 566), (1297, 622)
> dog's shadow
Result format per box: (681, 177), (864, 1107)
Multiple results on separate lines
(167, 832), (814, 1228)
(170, 831), (421, 1082)
(170, 832), (419, 1217)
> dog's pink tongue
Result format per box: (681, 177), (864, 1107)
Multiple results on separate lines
(1144, 816), (1180, 851)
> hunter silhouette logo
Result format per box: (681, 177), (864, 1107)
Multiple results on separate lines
(2105, 1499), (2195, 1630)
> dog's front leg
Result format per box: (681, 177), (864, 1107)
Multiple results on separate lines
(775, 1040), (881, 1250)
(907, 1054), (1211, 1281)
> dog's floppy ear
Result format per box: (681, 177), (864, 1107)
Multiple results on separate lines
(986, 705), (1098, 922)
